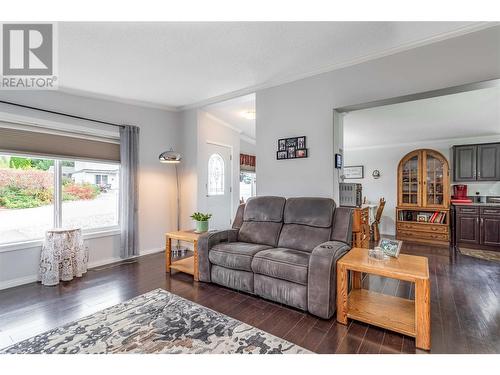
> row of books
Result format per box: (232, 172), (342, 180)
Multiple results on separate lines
(427, 211), (447, 224)
(398, 210), (447, 224)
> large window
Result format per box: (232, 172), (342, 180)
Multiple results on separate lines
(0, 154), (120, 245)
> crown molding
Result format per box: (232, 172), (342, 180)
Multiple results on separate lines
(178, 22), (498, 111)
(345, 134), (500, 152)
(202, 111), (243, 134)
(240, 134), (256, 145)
(57, 86), (179, 112)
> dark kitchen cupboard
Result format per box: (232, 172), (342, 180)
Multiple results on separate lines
(453, 143), (500, 182)
(481, 213), (500, 247)
(477, 143), (500, 181)
(456, 215), (480, 244)
(453, 205), (500, 251)
(453, 145), (477, 181)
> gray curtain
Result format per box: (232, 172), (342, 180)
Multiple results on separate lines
(120, 125), (140, 258)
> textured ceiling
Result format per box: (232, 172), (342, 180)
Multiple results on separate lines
(57, 22), (488, 109)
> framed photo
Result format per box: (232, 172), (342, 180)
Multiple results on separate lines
(286, 138), (297, 148)
(417, 214), (428, 222)
(296, 149), (307, 158)
(297, 136), (306, 149)
(343, 165), (364, 179)
(378, 238), (403, 258)
(276, 150), (288, 160)
(276, 136), (308, 160)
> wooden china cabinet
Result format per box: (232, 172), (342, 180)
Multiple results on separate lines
(396, 149), (450, 245)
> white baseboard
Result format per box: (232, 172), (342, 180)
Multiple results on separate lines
(0, 275), (39, 290)
(0, 247), (165, 291)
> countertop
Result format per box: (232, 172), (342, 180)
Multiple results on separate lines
(452, 202), (500, 207)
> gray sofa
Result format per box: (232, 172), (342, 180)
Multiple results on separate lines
(198, 196), (353, 319)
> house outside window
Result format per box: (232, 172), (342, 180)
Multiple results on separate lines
(0, 154), (120, 245)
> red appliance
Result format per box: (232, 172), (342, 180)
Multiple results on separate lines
(451, 184), (472, 203)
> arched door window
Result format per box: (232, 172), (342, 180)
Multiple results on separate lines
(208, 153), (224, 196)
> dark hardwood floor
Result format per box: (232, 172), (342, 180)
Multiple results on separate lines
(0, 243), (499, 353)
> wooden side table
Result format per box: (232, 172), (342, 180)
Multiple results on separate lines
(337, 248), (431, 350)
(165, 230), (202, 281)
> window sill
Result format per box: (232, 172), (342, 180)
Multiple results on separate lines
(0, 227), (121, 254)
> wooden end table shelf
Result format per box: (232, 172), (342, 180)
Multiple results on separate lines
(165, 230), (202, 281)
(337, 248), (431, 350)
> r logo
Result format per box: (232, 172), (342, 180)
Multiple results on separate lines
(2, 24), (53, 76)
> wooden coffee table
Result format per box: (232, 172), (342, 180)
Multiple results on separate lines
(165, 230), (202, 281)
(336, 247), (431, 350)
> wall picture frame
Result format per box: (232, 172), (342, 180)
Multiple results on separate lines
(276, 136), (308, 160)
(343, 165), (364, 179)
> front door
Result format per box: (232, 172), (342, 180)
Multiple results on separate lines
(206, 143), (232, 230)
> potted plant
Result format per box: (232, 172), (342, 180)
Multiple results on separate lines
(191, 212), (212, 233)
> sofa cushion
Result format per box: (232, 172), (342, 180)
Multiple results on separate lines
(211, 265), (255, 294)
(251, 247), (310, 285)
(238, 221), (283, 247)
(243, 196), (286, 222)
(278, 224), (331, 253)
(283, 197), (335, 227)
(209, 242), (272, 272)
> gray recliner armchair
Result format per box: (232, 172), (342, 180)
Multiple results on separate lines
(198, 196), (353, 319)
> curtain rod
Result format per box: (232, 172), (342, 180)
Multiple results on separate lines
(0, 100), (124, 128)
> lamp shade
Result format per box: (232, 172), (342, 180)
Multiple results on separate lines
(159, 149), (182, 164)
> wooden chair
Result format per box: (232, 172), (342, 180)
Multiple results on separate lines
(371, 198), (386, 242)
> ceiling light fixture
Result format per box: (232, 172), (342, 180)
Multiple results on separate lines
(241, 110), (256, 120)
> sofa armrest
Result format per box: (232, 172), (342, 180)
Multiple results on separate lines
(331, 207), (353, 245)
(307, 240), (351, 319)
(197, 229), (239, 282)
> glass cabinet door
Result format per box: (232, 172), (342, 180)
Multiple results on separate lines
(400, 152), (420, 206)
(424, 151), (448, 208)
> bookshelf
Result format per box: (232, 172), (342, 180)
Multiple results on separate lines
(396, 149), (450, 245)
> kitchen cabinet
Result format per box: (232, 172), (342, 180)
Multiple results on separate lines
(453, 143), (500, 182)
(453, 205), (500, 251)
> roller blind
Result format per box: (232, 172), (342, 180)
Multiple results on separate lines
(0, 125), (120, 162)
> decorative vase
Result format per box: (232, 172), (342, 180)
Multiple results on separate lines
(195, 220), (209, 233)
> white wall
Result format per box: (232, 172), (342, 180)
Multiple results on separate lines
(0, 90), (181, 289)
(240, 139), (256, 155)
(256, 27), (500, 200)
(344, 135), (500, 235)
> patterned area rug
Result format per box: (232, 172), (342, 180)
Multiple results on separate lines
(1, 289), (309, 354)
(459, 248), (500, 262)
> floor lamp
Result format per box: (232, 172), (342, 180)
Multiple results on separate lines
(159, 148), (185, 255)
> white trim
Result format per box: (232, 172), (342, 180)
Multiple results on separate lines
(345, 134), (500, 152)
(57, 86), (178, 112)
(179, 22), (498, 111)
(0, 228), (121, 254)
(139, 247), (164, 256)
(0, 247), (165, 290)
(203, 112), (243, 134)
(0, 275), (39, 290)
(240, 134), (256, 145)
